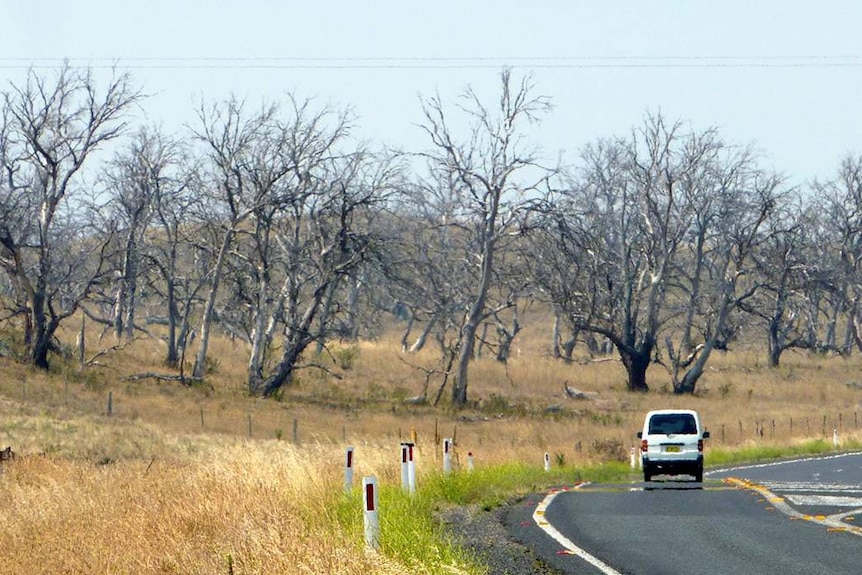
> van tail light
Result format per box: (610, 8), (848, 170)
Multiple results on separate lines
(698, 439), (704, 452)
(641, 439), (648, 453)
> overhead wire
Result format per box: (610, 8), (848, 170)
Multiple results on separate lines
(1, 56), (861, 70)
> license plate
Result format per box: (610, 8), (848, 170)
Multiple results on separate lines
(664, 445), (681, 453)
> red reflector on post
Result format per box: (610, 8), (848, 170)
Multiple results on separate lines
(365, 483), (375, 511)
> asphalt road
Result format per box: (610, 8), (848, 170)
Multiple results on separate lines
(506, 453), (862, 575)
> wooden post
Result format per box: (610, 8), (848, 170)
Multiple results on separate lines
(107, 391), (113, 416)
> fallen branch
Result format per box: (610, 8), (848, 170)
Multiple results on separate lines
(123, 372), (200, 385)
(563, 382), (597, 400)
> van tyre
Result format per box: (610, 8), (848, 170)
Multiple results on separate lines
(643, 463), (653, 482)
(694, 465), (703, 483)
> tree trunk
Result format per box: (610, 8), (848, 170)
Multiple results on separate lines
(495, 314), (521, 363)
(767, 325), (782, 368)
(452, 319), (479, 405)
(551, 312), (562, 359)
(124, 251), (139, 341)
(164, 280), (179, 367)
(193, 228), (234, 378)
(28, 290), (51, 369)
(257, 341), (306, 397)
(408, 316), (437, 353)
(247, 266), (273, 391)
(112, 274), (126, 340)
(619, 347), (650, 392)
(400, 314), (415, 352)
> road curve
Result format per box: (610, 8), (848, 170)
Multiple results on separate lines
(506, 453), (862, 575)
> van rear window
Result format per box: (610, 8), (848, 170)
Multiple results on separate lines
(648, 414), (697, 435)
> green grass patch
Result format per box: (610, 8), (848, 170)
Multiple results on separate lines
(330, 445), (862, 574)
(706, 438), (862, 468)
(331, 460), (632, 574)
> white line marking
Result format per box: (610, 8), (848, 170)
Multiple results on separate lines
(786, 494), (862, 507)
(533, 484), (624, 575)
(759, 482), (862, 493)
(725, 478), (862, 536)
(706, 451), (862, 476)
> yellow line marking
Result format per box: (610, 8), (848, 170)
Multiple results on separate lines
(724, 477), (862, 537)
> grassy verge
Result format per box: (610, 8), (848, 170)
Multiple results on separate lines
(343, 442), (862, 574)
(331, 461), (630, 573)
(706, 438), (862, 468)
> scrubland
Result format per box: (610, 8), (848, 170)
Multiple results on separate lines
(1, 319), (861, 574)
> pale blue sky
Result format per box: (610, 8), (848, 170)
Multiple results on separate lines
(3, 1), (862, 184)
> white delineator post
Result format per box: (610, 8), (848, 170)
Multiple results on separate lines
(630, 447), (637, 469)
(544, 452), (551, 472)
(363, 476), (380, 550)
(833, 428), (840, 448)
(467, 451), (475, 472)
(443, 438), (453, 474)
(400, 443), (410, 491)
(401, 443), (416, 493)
(345, 446), (355, 493)
(407, 442), (416, 492)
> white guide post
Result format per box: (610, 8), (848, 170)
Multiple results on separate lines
(344, 446), (355, 493)
(406, 442), (416, 493)
(363, 476), (380, 550)
(443, 437), (453, 474)
(400, 443), (410, 491)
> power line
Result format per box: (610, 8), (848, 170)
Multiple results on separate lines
(1, 56), (862, 70)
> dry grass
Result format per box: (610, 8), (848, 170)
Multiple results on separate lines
(0, 438), (410, 574)
(2, 317), (862, 573)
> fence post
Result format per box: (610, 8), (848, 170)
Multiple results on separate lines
(107, 391), (113, 416)
(344, 446), (355, 493)
(363, 476), (380, 550)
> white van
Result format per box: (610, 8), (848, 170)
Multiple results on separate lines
(637, 409), (709, 482)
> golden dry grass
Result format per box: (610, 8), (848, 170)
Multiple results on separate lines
(2, 317), (862, 573)
(0, 439), (411, 574)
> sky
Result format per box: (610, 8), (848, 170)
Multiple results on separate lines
(2, 1), (862, 186)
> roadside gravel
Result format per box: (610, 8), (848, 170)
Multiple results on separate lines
(439, 504), (561, 574)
